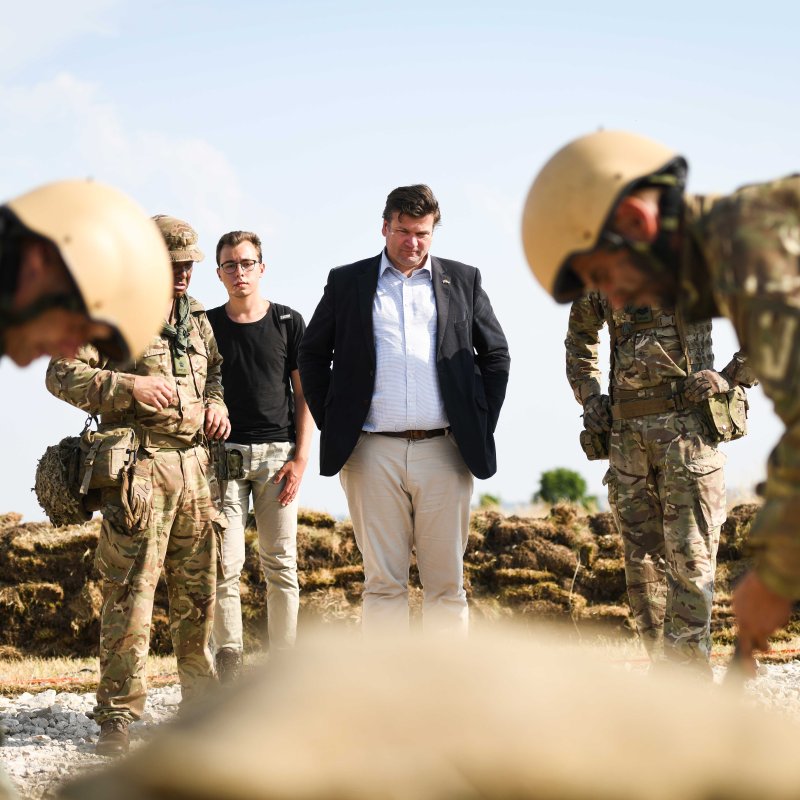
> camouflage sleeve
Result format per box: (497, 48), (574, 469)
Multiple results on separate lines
(706, 178), (800, 597)
(565, 292), (606, 404)
(739, 298), (800, 598)
(45, 345), (136, 414)
(199, 312), (227, 413)
(720, 351), (759, 388)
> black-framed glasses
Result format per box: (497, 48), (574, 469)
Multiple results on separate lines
(219, 259), (259, 274)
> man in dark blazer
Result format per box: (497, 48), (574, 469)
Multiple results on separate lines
(299, 184), (510, 635)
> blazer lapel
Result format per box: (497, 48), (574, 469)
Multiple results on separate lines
(431, 257), (451, 354)
(357, 255), (381, 367)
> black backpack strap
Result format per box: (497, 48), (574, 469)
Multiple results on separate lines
(272, 302), (294, 350)
(272, 303), (296, 416)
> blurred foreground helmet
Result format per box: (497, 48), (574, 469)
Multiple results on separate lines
(3, 180), (172, 359)
(521, 131), (683, 302)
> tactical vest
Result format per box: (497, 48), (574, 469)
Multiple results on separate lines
(607, 304), (713, 420)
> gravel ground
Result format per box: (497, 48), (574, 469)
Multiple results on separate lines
(1, 662), (799, 800)
(0, 685), (181, 799)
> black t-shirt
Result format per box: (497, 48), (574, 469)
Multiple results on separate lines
(206, 303), (305, 444)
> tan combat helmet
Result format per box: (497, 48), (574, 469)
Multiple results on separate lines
(521, 130), (683, 302)
(5, 179), (172, 359)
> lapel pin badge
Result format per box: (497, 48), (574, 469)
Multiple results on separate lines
(442, 277), (450, 285)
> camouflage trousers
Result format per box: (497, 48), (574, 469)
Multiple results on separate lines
(604, 409), (726, 669)
(93, 445), (221, 723)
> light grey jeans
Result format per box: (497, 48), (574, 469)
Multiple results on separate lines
(213, 441), (299, 653)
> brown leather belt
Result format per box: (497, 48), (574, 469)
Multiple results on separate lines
(374, 428), (449, 440)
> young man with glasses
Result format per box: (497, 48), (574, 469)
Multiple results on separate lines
(207, 231), (312, 682)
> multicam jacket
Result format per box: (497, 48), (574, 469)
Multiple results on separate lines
(681, 175), (800, 597)
(565, 294), (754, 404)
(46, 296), (225, 446)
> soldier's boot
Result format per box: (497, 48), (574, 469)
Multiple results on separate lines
(95, 718), (129, 756)
(216, 647), (243, 685)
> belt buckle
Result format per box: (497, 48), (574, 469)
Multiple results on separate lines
(408, 430), (425, 441)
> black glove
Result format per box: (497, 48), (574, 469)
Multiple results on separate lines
(583, 394), (612, 434)
(684, 370), (731, 403)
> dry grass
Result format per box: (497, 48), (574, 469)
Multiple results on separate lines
(5, 500), (800, 689)
(0, 654), (178, 696)
(4, 632), (800, 698)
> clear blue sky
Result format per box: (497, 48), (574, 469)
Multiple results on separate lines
(1, 0), (796, 520)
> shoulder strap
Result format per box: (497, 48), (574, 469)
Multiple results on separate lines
(272, 302), (293, 349)
(205, 305), (223, 324)
(674, 307), (693, 374)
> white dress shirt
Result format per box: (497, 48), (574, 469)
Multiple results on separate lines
(362, 250), (449, 432)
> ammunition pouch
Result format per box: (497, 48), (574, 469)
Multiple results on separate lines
(207, 439), (229, 482)
(226, 447), (245, 481)
(206, 439), (235, 509)
(79, 423), (138, 493)
(579, 429), (609, 461)
(701, 385), (748, 443)
(35, 417), (139, 528)
(120, 456), (154, 532)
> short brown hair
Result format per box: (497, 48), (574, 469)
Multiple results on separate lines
(215, 231), (262, 266)
(382, 185), (441, 226)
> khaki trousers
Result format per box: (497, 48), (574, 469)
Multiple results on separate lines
(213, 441), (299, 653)
(340, 432), (473, 636)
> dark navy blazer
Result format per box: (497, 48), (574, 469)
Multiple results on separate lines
(298, 254), (510, 479)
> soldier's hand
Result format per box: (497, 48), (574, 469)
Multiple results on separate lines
(732, 570), (793, 677)
(205, 406), (231, 441)
(275, 457), (307, 507)
(583, 394), (611, 434)
(133, 376), (176, 410)
(684, 370), (731, 403)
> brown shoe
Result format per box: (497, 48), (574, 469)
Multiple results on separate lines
(216, 647), (243, 685)
(95, 717), (129, 756)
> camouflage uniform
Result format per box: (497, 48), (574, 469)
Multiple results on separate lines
(45, 296), (226, 723)
(682, 176), (800, 602)
(566, 294), (756, 666)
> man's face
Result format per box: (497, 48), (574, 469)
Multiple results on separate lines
(217, 241), (264, 299)
(172, 261), (194, 297)
(569, 248), (677, 310)
(4, 240), (113, 366)
(382, 212), (435, 273)
(4, 310), (113, 366)
(567, 190), (679, 310)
